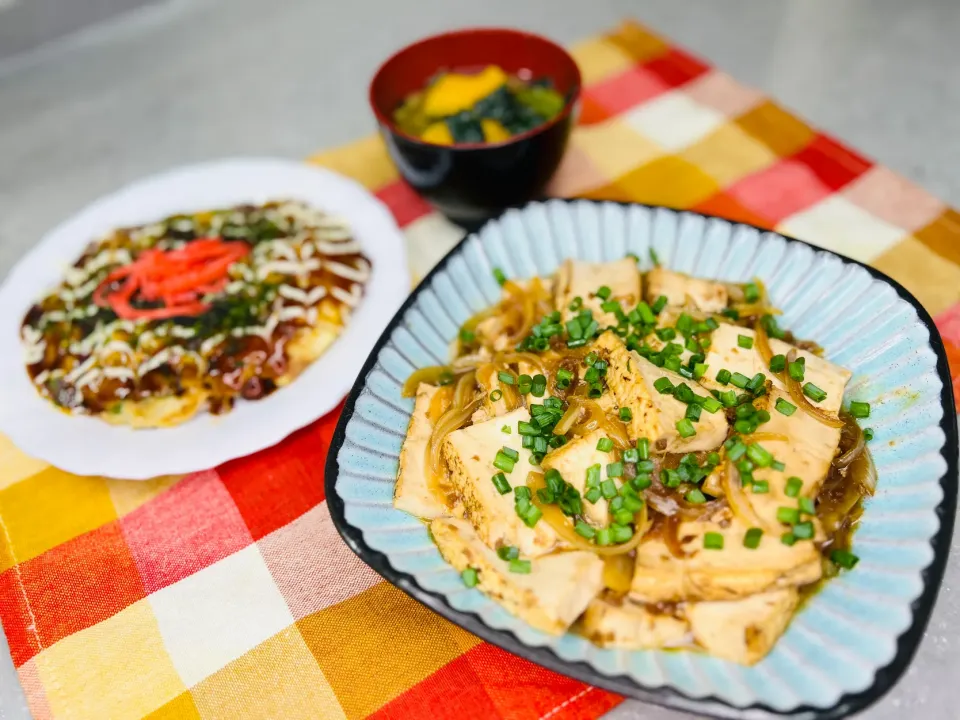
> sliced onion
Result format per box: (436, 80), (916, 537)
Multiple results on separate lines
(723, 460), (777, 533)
(527, 472), (651, 556)
(602, 553), (635, 593)
(747, 432), (789, 443)
(492, 351), (547, 377)
(402, 365), (454, 397)
(452, 370), (477, 409)
(553, 403), (582, 436)
(851, 446), (878, 496)
(834, 419), (865, 469)
(567, 397), (630, 447)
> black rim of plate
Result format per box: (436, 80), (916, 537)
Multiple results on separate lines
(324, 200), (958, 719)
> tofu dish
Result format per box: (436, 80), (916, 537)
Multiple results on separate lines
(395, 258), (876, 664)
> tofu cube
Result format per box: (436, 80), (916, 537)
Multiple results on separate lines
(555, 259), (641, 326)
(580, 597), (690, 649)
(645, 268), (728, 313)
(431, 517), (604, 635)
(686, 589), (799, 665)
(395, 383), (453, 519)
(442, 408), (558, 558)
(593, 332), (727, 453)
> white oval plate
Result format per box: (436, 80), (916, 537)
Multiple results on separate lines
(0, 158), (410, 479)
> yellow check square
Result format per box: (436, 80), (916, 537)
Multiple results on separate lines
(573, 119), (662, 180)
(681, 123), (778, 186)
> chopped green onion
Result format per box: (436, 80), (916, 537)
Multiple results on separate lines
(685, 403), (702, 422)
(632, 474), (652, 491)
(777, 506), (801, 525)
(676, 418), (697, 438)
(704, 532), (724, 550)
(600, 479), (618, 499)
(771, 460), (785, 472)
(490, 389), (503, 402)
(501, 425), (511, 434)
(775, 398), (797, 416)
(651, 295), (668, 314)
(509, 559), (532, 574)
(636, 302), (656, 325)
(693, 363), (708, 380)
(517, 421), (538, 436)
(720, 390), (738, 407)
(665, 356), (682, 372)
(584, 486), (602, 504)
(493, 451), (516, 473)
(461, 568), (479, 587)
(769, 354), (786, 373)
(585, 464), (601, 486)
(727, 440), (747, 461)
(751, 480), (769, 494)
(600, 300), (621, 314)
(746, 443), (774, 468)
(622, 448), (639, 463)
(674, 383), (695, 404)
(700, 396), (722, 414)
(596, 285), (612, 300)
(792, 521), (814, 540)
(574, 521), (597, 539)
(622, 494), (644, 513)
(497, 371), (515, 386)
(568, 296), (583, 312)
(733, 419), (754, 435)
(615, 408), (633, 424)
(607, 462), (624, 478)
(803, 382), (827, 403)
(637, 438), (650, 460)
(781, 532), (797, 547)
(493, 268), (507, 286)
(785, 476), (803, 498)
(737, 334), (754, 349)
(730, 372), (750, 389)
(459, 328), (475, 344)
(613, 508), (635, 526)
(596, 437), (614, 452)
(530, 374), (547, 397)
(787, 361), (805, 382)
(521, 505), (542, 528)
(849, 401), (871, 418)
(716, 369), (732, 385)
(830, 549), (860, 570)
(745, 373), (766, 393)
(654, 377), (674, 394)
(744, 282), (760, 302)
(656, 327), (677, 341)
(596, 528), (613, 546)
(496, 546), (519, 561)
(501, 446), (519, 461)
(799, 497), (816, 515)
(685, 488), (707, 504)
(864, 428), (875, 441)
(649, 248), (661, 266)
(743, 528), (763, 549)
(491, 473), (511, 495)
(610, 524), (633, 544)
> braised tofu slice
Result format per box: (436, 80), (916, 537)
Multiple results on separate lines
(687, 589), (799, 665)
(580, 597), (690, 649)
(395, 383), (452, 519)
(431, 517), (603, 635)
(593, 332), (727, 453)
(645, 268), (728, 313)
(630, 503), (821, 603)
(555, 259), (641, 326)
(541, 429), (616, 527)
(701, 324), (852, 416)
(442, 408), (558, 558)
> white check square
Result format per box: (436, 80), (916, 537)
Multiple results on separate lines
(777, 196), (906, 263)
(623, 91), (726, 151)
(149, 545), (295, 686)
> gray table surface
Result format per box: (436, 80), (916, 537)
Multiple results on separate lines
(0, 0), (958, 717)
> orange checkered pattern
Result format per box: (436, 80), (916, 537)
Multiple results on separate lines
(2, 20), (959, 720)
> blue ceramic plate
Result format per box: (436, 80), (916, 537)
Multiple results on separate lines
(325, 200), (957, 719)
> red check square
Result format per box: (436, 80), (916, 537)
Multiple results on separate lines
(122, 470), (253, 593)
(581, 65), (670, 116)
(16, 521), (145, 652)
(219, 417), (332, 541)
(375, 179), (433, 229)
(791, 134), (872, 191)
(727, 159), (833, 224)
(643, 47), (710, 88)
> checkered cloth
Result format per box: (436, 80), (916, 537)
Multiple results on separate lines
(2, 19), (959, 720)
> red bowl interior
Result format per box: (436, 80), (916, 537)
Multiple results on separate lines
(370, 27), (582, 148)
